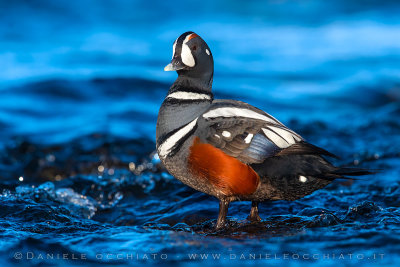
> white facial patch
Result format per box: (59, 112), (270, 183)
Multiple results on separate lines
(206, 49), (210, 55)
(158, 118), (198, 158)
(167, 91), (211, 101)
(244, 133), (254, 144)
(222, 131), (231, 138)
(172, 39), (177, 59)
(180, 34), (196, 67)
(181, 44), (195, 67)
(299, 175), (308, 183)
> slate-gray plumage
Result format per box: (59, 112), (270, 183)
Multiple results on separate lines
(156, 31), (372, 229)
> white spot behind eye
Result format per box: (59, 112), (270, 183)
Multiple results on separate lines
(222, 131), (231, 138)
(299, 175), (308, 183)
(206, 49), (210, 55)
(181, 43), (195, 67)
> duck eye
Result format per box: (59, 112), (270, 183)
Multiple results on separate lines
(192, 45), (197, 51)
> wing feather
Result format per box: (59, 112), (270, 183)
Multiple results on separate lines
(196, 101), (308, 163)
(196, 100), (337, 164)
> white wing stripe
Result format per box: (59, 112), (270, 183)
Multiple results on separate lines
(202, 107), (277, 124)
(299, 175), (308, 183)
(158, 118), (198, 158)
(267, 126), (296, 145)
(244, 133), (254, 144)
(262, 128), (290, 148)
(167, 92), (211, 100)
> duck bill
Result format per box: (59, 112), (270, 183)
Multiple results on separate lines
(164, 58), (186, 71)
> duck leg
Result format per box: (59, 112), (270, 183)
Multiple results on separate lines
(215, 199), (230, 229)
(248, 201), (262, 222)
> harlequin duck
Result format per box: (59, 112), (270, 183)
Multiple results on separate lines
(156, 31), (372, 229)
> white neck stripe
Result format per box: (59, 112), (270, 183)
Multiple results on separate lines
(158, 118), (198, 158)
(167, 91), (211, 101)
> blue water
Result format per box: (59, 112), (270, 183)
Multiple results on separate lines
(0, 1), (400, 266)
